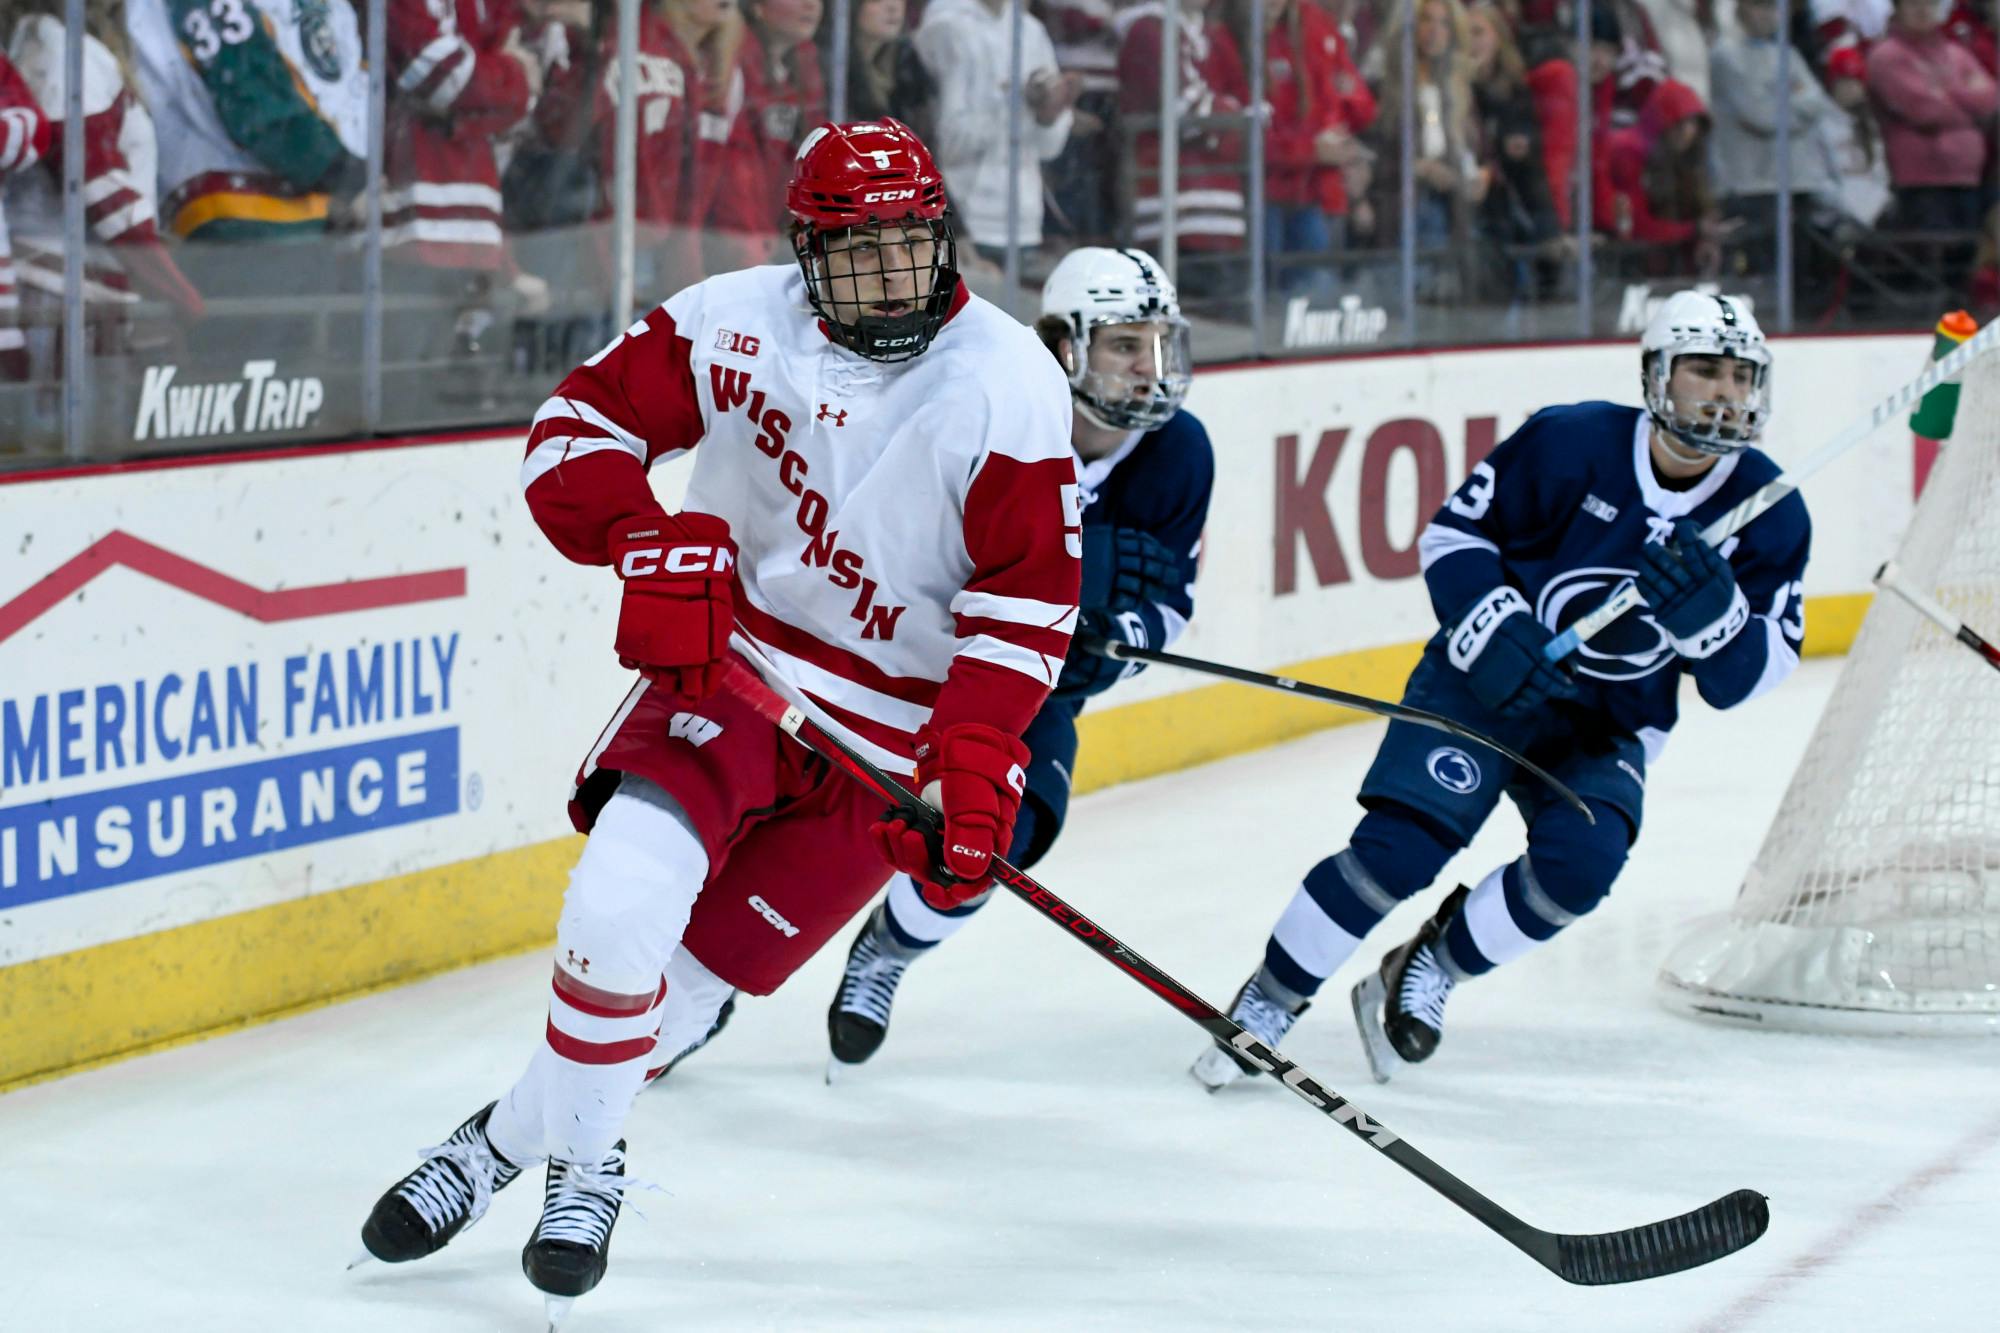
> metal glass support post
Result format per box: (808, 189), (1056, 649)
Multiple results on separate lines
(61, 0), (88, 457)
(363, 0), (387, 431)
(613, 0), (641, 323)
(1775, 0), (1794, 330)
(1160, 0), (1181, 283)
(1005, 0), (1027, 314)
(1247, 0), (1267, 353)
(1574, 0), (1592, 337)
(1398, 6), (1415, 342)
(829, 0), (852, 122)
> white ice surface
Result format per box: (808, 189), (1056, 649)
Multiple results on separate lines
(6, 658), (2000, 1332)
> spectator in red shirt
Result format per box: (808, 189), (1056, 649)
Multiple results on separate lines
(0, 49), (52, 381)
(1117, 0), (1251, 293)
(1599, 76), (1724, 274)
(1518, 22), (1579, 227)
(1250, 0), (1377, 297)
(729, 0), (824, 245)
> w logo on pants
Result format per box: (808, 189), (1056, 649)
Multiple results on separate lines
(669, 712), (724, 747)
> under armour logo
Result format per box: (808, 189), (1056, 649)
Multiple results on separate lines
(566, 950), (590, 974)
(817, 403), (847, 426)
(1644, 515), (1678, 546)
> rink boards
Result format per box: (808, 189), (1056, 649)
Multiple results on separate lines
(0, 331), (1932, 1087)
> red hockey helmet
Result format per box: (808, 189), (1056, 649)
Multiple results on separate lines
(787, 119), (959, 362)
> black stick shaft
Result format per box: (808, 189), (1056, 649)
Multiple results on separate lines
(1084, 636), (1594, 823)
(719, 659), (1766, 1285)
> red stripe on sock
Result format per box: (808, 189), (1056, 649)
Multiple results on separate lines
(544, 1019), (656, 1066)
(551, 963), (666, 1018)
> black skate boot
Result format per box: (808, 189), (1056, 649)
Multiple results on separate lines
(826, 906), (914, 1073)
(1189, 972), (1310, 1091)
(523, 1142), (629, 1329)
(358, 1101), (523, 1264)
(1351, 885), (1469, 1084)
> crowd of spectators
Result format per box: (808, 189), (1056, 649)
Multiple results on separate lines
(4, 0), (2000, 394)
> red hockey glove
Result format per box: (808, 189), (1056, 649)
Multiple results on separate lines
(872, 723), (1030, 906)
(607, 513), (737, 700)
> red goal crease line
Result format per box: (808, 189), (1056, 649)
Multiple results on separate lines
(0, 531), (467, 647)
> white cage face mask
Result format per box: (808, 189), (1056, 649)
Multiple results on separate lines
(1068, 317), (1194, 432)
(1645, 350), (1771, 457)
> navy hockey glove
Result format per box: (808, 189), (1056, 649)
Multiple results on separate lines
(1060, 610), (1146, 696)
(1079, 526), (1183, 613)
(1447, 586), (1579, 718)
(1634, 520), (1750, 659)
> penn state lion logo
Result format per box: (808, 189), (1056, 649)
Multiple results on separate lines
(1536, 566), (1675, 681)
(295, 0), (342, 82)
(1426, 747), (1482, 795)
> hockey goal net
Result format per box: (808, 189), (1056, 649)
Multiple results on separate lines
(1657, 347), (2000, 1035)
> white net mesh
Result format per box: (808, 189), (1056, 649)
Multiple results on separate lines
(1659, 349), (2000, 1034)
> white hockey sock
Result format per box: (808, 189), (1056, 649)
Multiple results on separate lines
(1268, 879), (1366, 983)
(488, 778), (708, 1168)
(1458, 863), (1541, 970)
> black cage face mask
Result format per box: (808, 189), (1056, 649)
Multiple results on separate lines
(794, 217), (960, 363)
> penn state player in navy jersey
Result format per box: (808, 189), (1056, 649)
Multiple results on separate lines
(1193, 291), (1811, 1089)
(826, 247), (1217, 1068)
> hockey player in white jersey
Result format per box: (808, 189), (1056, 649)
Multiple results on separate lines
(355, 119), (1079, 1322)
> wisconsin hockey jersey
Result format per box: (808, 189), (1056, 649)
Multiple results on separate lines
(1417, 401), (1812, 757)
(522, 265), (1081, 774)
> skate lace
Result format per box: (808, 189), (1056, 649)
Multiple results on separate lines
(1234, 979), (1302, 1047)
(836, 932), (908, 1027)
(1398, 944), (1455, 1033)
(537, 1150), (654, 1248)
(402, 1137), (501, 1235)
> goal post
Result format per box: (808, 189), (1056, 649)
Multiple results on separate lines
(1657, 344), (2000, 1035)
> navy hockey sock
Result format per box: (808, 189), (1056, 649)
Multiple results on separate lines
(1443, 801), (1629, 975)
(1264, 808), (1458, 998)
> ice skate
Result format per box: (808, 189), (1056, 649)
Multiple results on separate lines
(1353, 885), (1468, 1084)
(523, 1142), (629, 1326)
(1189, 973), (1309, 1090)
(356, 1101), (522, 1266)
(826, 907), (911, 1073)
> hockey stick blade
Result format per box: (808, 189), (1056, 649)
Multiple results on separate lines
(719, 647), (1766, 1284)
(1082, 636), (1593, 824)
(1547, 318), (2000, 661)
(1546, 1188), (1771, 1286)
(1874, 561), (2000, 674)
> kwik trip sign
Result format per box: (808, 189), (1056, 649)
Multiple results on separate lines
(0, 531), (467, 906)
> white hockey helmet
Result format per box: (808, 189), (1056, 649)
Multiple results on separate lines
(1040, 247), (1193, 431)
(1640, 290), (1772, 456)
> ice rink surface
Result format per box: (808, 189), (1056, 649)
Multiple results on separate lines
(7, 658), (2000, 1332)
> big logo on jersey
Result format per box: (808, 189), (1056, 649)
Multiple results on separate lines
(1536, 566), (1673, 681)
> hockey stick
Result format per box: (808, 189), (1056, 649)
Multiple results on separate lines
(1544, 318), (2000, 662)
(1077, 635), (1594, 823)
(1874, 561), (2000, 673)
(719, 641), (1770, 1286)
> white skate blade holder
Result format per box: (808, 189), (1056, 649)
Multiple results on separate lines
(545, 1294), (576, 1330)
(1350, 973), (1403, 1085)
